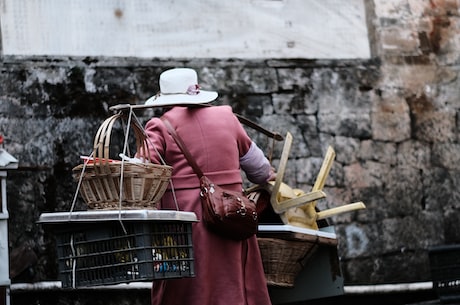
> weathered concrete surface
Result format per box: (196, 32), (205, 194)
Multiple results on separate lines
(1, 0), (460, 293)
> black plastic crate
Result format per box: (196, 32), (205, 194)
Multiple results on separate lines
(429, 244), (460, 304)
(39, 210), (197, 288)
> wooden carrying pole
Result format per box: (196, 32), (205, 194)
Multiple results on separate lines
(109, 103), (284, 142)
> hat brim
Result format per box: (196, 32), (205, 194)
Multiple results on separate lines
(145, 90), (218, 107)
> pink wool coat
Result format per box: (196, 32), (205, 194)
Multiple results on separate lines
(144, 106), (272, 305)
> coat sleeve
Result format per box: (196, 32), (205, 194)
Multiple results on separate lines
(239, 141), (272, 184)
(227, 108), (271, 184)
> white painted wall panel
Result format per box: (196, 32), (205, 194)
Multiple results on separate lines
(0, 0), (370, 59)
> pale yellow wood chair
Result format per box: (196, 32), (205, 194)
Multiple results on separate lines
(248, 132), (365, 230)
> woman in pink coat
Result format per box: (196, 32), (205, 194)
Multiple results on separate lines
(143, 68), (274, 305)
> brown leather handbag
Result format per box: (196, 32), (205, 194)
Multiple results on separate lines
(163, 119), (258, 240)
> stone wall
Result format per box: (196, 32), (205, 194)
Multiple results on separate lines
(2, 0), (460, 287)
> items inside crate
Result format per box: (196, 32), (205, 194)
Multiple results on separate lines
(38, 210), (197, 288)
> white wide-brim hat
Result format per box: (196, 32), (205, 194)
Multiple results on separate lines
(145, 68), (218, 106)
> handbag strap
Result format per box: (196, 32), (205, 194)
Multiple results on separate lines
(162, 119), (204, 178)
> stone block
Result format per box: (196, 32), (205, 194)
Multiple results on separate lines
(359, 140), (398, 165)
(344, 161), (388, 189)
(412, 109), (456, 143)
(383, 166), (424, 217)
(422, 166), (459, 211)
(214, 67), (278, 94)
(381, 213), (444, 252)
(272, 93), (317, 115)
(332, 136), (360, 165)
(380, 65), (438, 90)
(374, 0), (411, 19)
(380, 27), (420, 54)
(277, 68), (313, 91)
(396, 140), (431, 169)
(444, 209), (460, 243)
(432, 143), (460, 169)
(371, 94), (411, 142)
(319, 111), (372, 139)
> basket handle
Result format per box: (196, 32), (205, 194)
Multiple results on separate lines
(92, 114), (118, 169)
(92, 113), (153, 167)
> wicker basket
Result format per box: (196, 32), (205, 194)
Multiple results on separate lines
(73, 113), (172, 210)
(257, 237), (319, 287)
(257, 223), (339, 287)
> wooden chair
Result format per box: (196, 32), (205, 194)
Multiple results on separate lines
(248, 132), (365, 230)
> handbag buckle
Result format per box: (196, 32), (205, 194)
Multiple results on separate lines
(237, 201), (247, 216)
(200, 184), (215, 197)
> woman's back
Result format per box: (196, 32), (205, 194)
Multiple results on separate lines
(143, 68), (272, 305)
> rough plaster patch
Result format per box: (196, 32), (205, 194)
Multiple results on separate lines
(84, 68), (97, 93)
(345, 224), (369, 257)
